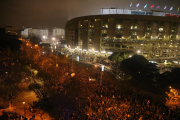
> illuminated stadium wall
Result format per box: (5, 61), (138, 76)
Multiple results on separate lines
(65, 14), (180, 59)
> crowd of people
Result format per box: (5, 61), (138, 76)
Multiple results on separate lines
(42, 57), (180, 120)
(1, 42), (180, 120)
(30, 58), (179, 120)
(0, 111), (35, 120)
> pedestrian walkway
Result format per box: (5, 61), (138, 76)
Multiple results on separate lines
(0, 91), (52, 120)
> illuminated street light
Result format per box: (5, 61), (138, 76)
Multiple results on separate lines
(137, 50), (140, 54)
(100, 65), (104, 85)
(43, 36), (46, 39)
(77, 56), (79, 62)
(102, 65), (104, 71)
(52, 37), (56, 41)
(23, 102), (26, 117)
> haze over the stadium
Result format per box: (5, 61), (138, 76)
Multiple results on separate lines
(0, 0), (180, 29)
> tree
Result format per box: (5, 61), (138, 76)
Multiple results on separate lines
(170, 68), (180, 83)
(8, 39), (23, 52)
(166, 87), (180, 109)
(40, 43), (51, 53)
(119, 55), (159, 79)
(29, 36), (42, 45)
(108, 51), (135, 62)
(0, 39), (22, 52)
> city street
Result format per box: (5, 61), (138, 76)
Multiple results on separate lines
(0, 90), (52, 120)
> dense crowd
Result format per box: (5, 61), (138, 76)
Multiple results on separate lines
(1, 43), (180, 120)
(58, 61), (180, 119)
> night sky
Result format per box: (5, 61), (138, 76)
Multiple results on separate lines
(0, 0), (180, 30)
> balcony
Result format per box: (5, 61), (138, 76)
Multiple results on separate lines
(89, 33), (94, 36)
(102, 34), (107, 37)
(115, 34), (122, 38)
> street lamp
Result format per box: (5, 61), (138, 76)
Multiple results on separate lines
(137, 50), (140, 54)
(52, 37), (56, 41)
(100, 65), (104, 85)
(77, 56), (79, 63)
(43, 36), (47, 41)
(23, 102), (26, 117)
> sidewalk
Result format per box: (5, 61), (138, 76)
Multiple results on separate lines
(0, 91), (52, 120)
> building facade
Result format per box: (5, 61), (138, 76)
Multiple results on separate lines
(0, 25), (19, 40)
(52, 28), (65, 41)
(21, 28), (49, 40)
(65, 14), (180, 59)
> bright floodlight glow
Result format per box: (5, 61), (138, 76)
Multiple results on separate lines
(52, 37), (55, 40)
(43, 36), (46, 39)
(137, 50), (140, 53)
(77, 56), (79, 61)
(102, 65), (104, 71)
(108, 52), (113, 54)
(101, 51), (106, 53)
(89, 49), (92, 52)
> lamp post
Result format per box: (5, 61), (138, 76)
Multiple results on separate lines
(137, 50), (140, 54)
(23, 102), (26, 117)
(71, 52), (73, 71)
(100, 65), (104, 85)
(77, 56), (79, 63)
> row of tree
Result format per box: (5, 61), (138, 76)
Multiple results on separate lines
(108, 51), (180, 86)
(0, 38), (22, 52)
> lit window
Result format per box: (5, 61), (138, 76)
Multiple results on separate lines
(159, 28), (163, 32)
(117, 25), (121, 29)
(134, 26), (137, 29)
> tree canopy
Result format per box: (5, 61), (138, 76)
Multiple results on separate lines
(0, 39), (23, 52)
(108, 51), (135, 62)
(30, 36), (42, 45)
(119, 55), (159, 79)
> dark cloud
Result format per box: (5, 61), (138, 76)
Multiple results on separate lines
(0, 0), (180, 30)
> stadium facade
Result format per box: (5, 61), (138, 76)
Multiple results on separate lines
(65, 9), (180, 59)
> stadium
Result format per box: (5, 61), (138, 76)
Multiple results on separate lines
(65, 8), (180, 61)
